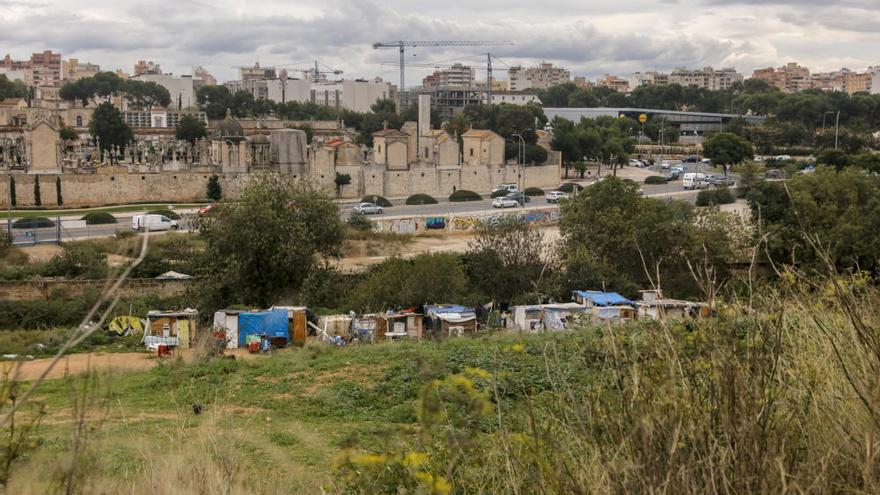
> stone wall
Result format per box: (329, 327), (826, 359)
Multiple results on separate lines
(0, 278), (190, 301)
(0, 162), (560, 207)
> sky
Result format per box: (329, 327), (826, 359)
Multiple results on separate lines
(0, 0), (877, 86)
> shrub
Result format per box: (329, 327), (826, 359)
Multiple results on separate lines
(405, 194), (438, 206)
(12, 217), (54, 229)
(449, 190), (482, 202)
(206, 175), (222, 201)
(9, 177), (15, 207)
(557, 183), (583, 193)
(490, 189), (509, 198)
(696, 187), (736, 206)
(33, 175), (41, 207)
(524, 187), (544, 196)
(81, 211), (118, 225)
(147, 208), (180, 220)
(361, 195), (392, 207)
(644, 175), (668, 185)
(55, 177), (62, 206)
(347, 212), (372, 231)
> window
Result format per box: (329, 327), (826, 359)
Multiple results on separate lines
(469, 149), (474, 156)
(75, 116), (82, 127)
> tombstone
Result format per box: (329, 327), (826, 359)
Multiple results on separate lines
(270, 128), (308, 175)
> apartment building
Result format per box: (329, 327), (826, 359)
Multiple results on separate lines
(596, 74), (630, 92)
(422, 63), (476, 87)
(134, 60), (162, 77)
(669, 66), (742, 90)
(62, 58), (100, 81)
(507, 62), (570, 91)
(239, 63), (277, 82)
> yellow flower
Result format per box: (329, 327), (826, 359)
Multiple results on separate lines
(464, 367), (491, 379)
(511, 343), (525, 353)
(449, 374), (475, 389)
(350, 453), (386, 466)
(432, 476), (452, 495)
(403, 451), (428, 468)
(414, 471), (434, 484)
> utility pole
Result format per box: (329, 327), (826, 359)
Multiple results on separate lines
(834, 110), (840, 150)
(486, 53), (493, 105)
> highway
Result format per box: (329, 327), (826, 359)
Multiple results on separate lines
(5, 180), (698, 245)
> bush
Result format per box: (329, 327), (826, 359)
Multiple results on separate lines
(557, 183), (583, 193)
(490, 189), (509, 198)
(12, 217), (54, 229)
(405, 194), (438, 206)
(147, 208), (180, 220)
(81, 211), (118, 225)
(361, 195), (392, 207)
(347, 212), (373, 231)
(206, 175), (222, 201)
(449, 190), (482, 202)
(696, 187), (736, 206)
(644, 175), (668, 185)
(524, 187), (544, 196)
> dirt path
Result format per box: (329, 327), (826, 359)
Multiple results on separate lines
(3, 348), (268, 382)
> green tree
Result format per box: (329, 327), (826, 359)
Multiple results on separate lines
(59, 126), (78, 142)
(0, 75), (26, 100)
(32, 176), (41, 207)
(464, 217), (552, 304)
(89, 102), (133, 152)
(231, 90), (255, 117)
(175, 114), (207, 144)
(334, 173), (351, 196)
(122, 80), (171, 110)
(351, 253), (468, 312)
(196, 85), (234, 120)
(206, 175), (222, 201)
(703, 132), (754, 172)
(816, 149), (848, 170)
(195, 175), (345, 311)
(748, 166), (880, 271)
(55, 177), (62, 206)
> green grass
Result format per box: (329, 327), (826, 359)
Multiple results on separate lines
(1, 203), (208, 220)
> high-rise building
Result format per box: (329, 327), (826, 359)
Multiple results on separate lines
(134, 60), (163, 76)
(29, 50), (62, 87)
(422, 63), (475, 87)
(669, 66), (742, 90)
(752, 63), (811, 93)
(62, 58), (100, 81)
(507, 62), (570, 91)
(192, 66), (217, 87)
(596, 74), (630, 92)
(239, 63), (277, 82)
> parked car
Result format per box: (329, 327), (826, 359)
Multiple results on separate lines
(506, 192), (531, 203)
(352, 202), (384, 215)
(545, 190), (570, 203)
(492, 196), (519, 208)
(556, 182), (584, 193)
(701, 158), (712, 165)
(198, 204), (216, 216)
(132, 214), (179, 232)
(492, 183), (519, 194)
(775, 154), (792, 161)
(666, 170), (682, 181)
(661, 160), (671, 169)
(683, 156), (701, 164)
(628, 159), (642, 167)
(710, 175), (737, 187)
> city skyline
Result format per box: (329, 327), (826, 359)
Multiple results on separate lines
(0, 0), (877, 85)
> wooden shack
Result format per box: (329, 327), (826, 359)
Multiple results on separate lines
(144, 309), (199, 348)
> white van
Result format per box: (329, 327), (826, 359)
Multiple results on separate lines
(682, 173), (709, 190)
(132, 214), (179, 232)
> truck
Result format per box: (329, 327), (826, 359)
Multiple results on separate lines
(131, 214), (179, 232)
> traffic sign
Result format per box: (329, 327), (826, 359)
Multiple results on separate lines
(639, 114), (648, 123)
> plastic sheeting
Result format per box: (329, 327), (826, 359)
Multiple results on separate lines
(237, 309), (289, 346)
(573, 290), (633, 307)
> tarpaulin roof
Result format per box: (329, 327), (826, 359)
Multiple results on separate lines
(238, 309), (290, 344)
(425, 305), (473, 315)
(573, 290), (633, 306)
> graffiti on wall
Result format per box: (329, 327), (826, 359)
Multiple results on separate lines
(426, 217), (447, 229)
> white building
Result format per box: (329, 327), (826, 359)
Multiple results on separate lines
(507, 62), (571, 91)
(484, 91), (542, 105)
(0, 68), (27, 83)
(131, 73), (197, 110)
(123, 110), (207, 129)
(225, 78), (285, 102)
(224, 77), (393, 112)
(669, 67), (743, 91)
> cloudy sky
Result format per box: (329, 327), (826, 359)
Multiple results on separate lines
(0, 0), (877, 85)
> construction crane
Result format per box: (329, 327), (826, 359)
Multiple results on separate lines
(372, 40), (513, 93)
(230, 60), (342, 82)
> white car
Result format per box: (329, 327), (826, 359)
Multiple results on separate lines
(661, 160), (671, 169)
(352, 202), (383, 214)
(545, 191), (570, 203)
(492, 196), (519, 208)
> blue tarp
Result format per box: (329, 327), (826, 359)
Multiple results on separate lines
(238, 309), (289, 346)
(573, 290), (633, 306)
(424, 305), (474, 316)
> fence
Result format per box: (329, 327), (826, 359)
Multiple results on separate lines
(2, 214), (195, 245)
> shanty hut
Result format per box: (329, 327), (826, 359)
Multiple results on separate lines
(572, 290), (636, 322)
(272, 306), (310, 345)
(424, 305), (477, 337)
(317, 314), (354, 340)
(636, 290), (711, 320)
(144, 309), (199, 349)
(213, 309), (248, 349)
(237, 309), (290, 347)
(509, 303), (588, 332)
(377, 310), (423, 341)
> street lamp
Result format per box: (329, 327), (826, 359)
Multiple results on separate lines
(511, 133), (526, 206)
(821, 110), (840, 150)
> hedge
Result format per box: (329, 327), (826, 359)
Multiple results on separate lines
(405, 194), (438, 206)
(490, 189), (509, 198)
(449, 190), (482, 202)
(524, 187), (544, 196)
(81, 212), (118, 225)
(12, 217), (54, 229)
(696, 187), (736, 207)
(557, 183), (584, 193)
(146, 209), (180, 220)
(361, 195), (392, 207)
(644, 176), (668, 185)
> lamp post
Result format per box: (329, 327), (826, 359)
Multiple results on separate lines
(821, 111), (841, 150)
(511, 132), (526, 206)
